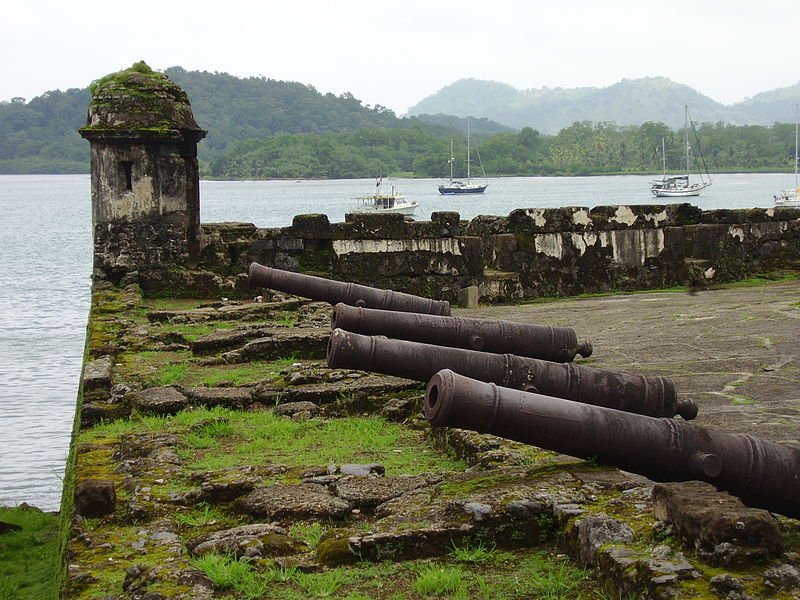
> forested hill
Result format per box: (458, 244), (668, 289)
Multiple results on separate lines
(408, 77), (800, 134)
(0, 66), (510, 175)
(0, 67), (418, 174)
(1, 67), (798, 177)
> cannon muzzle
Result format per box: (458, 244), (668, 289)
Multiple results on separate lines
(331, 302), (592, 362)
(248, 262), (450, 315)
(328, 328), (696, 420)
(424, 370), (800, 519)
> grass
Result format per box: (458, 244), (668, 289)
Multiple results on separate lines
(0, 506), (60, 600)
(124, 352), (298, 389)
(173, 503), (224, 527)
(413, 564), (464, 596)
(187, 410), (465, 474)
(81, 405), (465, 477)
(449, 540), (512, 565)
(189, 547), (602, 599)
(289, 522), (327, 548)
(512, 552), (590, 600)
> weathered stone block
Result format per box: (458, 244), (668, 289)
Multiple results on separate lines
(235, 484), (351, 520)
(575, 512), (635, 566)
(127, 386), (188, 416)
(457, 286), (479, 308)
(82, 356), (114, 397)
(75, 479), (116, 517)
(652, 481), (784, 565)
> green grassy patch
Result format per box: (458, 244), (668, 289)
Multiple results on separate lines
(151, 321), (232, 342)
(725, 270), (800, 286)
(185, 409), (465, 475)
(118, 348), (294, 388)
(81, 406), (465, 478)
(189, 547), (603, 599)
(0, 506), (60, 600)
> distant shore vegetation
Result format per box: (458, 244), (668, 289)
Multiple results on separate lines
(1, 66), (797, 179)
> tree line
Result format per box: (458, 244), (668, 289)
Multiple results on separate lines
(208, 120), (798, 179)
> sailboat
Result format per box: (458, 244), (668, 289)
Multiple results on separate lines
(651, 106), (711, 197)
(438, 119), (488, 194)
(774, 105), (800, 206)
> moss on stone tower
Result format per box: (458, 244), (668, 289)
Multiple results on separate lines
(81, 61), (204, 139)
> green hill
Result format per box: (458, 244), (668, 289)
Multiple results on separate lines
(407, 77), (800, 133)
(0, 67), (501, 176)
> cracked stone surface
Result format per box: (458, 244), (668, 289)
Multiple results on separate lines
(464, 281), (800, 445)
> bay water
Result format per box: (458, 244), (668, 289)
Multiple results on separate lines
(0, 172), (787, 511)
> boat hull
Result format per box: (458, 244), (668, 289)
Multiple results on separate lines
(774, 195), (800, 206)
(652, 188), (703, 198)
(651, 180), (710, 198)
(438, 184), (488, 195)
(351, 203), (418, 216)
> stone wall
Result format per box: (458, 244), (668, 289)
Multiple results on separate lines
(179, 203), (800, 302)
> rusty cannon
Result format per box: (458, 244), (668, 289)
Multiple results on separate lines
(248, 262), (450, 315)
(327, 328), (696, 419)
(331, 302), (592, 363)
(424, 369), (800, 519)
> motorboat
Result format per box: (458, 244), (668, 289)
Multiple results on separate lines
(351, 179), (418, 216)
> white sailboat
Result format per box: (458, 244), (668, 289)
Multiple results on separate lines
(774, 105), (800, 207)
(438, 119), (488, 194)
(651, 106), (711, 197)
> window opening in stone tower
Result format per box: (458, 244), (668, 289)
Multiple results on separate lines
(120, 161), (133, 191)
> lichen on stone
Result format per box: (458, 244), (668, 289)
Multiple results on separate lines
(81, 61), (205, 138)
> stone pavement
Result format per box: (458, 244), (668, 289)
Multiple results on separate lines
(463, 280), (800, 446)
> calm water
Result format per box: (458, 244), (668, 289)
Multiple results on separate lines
(0, 172), (789, 510)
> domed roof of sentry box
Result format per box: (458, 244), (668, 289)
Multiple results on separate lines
(80, 61), (206, 141)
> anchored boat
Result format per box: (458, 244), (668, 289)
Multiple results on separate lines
(351, 177), (418, 216)
(774, 105), (800, 207)
(438, 119), (488, 195)
(651, 106), (711, 198)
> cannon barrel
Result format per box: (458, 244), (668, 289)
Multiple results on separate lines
(248, 262), (450, 315)
(424, 370), (800, 519)
(327, 328), (696, 419)
(331, 302), (592, 363)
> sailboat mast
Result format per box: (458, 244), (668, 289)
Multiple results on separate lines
(449, 137), (454, 183)
(466, 118), (472, 183)
(684, 105), (690, 177)
(794, 104), (798, 188)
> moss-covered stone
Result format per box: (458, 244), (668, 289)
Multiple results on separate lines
(81, 62), (204, 138)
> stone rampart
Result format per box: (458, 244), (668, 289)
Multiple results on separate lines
(192, 203), (800, 303)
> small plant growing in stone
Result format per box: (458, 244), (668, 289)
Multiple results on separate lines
(511, 551), (589, 599)
(190, 553), (268, 598)
(152, 362), (189, 386)
(449, 540), (510, 565)
(174, 503), (221, 527)
(289, 522), (326, 548)
(413, 564), (466, 596)
(294, 569), (348, 596)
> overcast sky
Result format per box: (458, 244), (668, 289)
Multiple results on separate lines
(2, 0), (798, 114)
